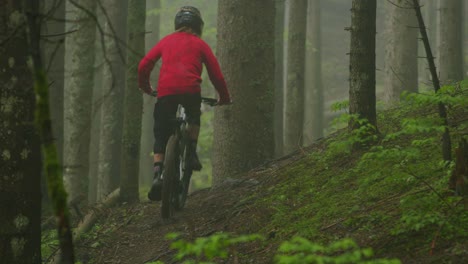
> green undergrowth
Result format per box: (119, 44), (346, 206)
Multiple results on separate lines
(254, 80), (468, 261)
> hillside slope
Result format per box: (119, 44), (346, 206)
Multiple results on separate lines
(69, 84), (468, 264)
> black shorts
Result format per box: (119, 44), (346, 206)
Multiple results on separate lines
(153, 94), (201, 154)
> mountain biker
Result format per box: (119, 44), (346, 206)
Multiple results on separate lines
(138, 6), (231, 201)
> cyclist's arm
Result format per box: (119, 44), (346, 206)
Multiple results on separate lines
(138, 44), (162, 95)
(201, 43), (231, 103)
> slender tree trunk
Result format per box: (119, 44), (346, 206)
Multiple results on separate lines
(63, 0), (97, 204)
(384, 0), (418, 103)
(349, 0), (377, 129)
(412, 0), (452, 161)
(284, 0), (308, 153)
(0, 2), (42, 262)
(274, 0), (285, 157)
(213, 0), (275, 184)
(140, 0), (160, 187)
(97, 0), (128, 200)
(88, 7), (106, 204)
(438, 0), (464, 84)
(464, 0), (468, 76)
(304, 0), (323, 145)
(420, 0), (437, 84)
(120, 0), (146, 203)
(42, 0), (65, 161)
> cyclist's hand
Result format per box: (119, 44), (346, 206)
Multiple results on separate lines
(217, 97), (232, 106)
(139, 87), (156, 97)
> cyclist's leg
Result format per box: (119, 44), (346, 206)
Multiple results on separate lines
(149, 95), (178, 201)
(153, 95), (179, 161)
(181, 93), (202, 170)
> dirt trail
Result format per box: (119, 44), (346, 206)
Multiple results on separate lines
(76, 156), (299, 264)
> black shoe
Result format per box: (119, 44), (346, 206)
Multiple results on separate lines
(191, 152), (202, 171)
(147, 174), (162, 201)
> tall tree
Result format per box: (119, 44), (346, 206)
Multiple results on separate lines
(27, 1), (76, 261)
(303, 0), (323, 144)
(63, 0), (97, 204)
(349, 0), (377, 129)
(213, 0), (275, 184)
(0, 2), (42, 262)
(438, 0), (464, 84)
(42, 0), (65, 160)
(140, 0), (160, 187)
(284, 0), (308, 153)
(88, 7), (105, 204)
(120, 0), (146, 203)
(419, 0), (436, 82)
(465, 0), (468, 74)
(97, 0), (128, 200)
(383, 0), (419, 102)
(274, 0), (285, 157)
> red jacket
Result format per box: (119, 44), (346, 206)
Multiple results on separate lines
(138, 32), (230, 100)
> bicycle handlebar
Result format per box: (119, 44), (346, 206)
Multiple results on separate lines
(201, 97), (218, 106)
(150, 90), (218, 106)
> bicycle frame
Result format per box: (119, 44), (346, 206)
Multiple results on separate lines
(160, 97), (217, 219)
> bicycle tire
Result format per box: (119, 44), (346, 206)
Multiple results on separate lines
(161, 134), (179, 219)
(175, 143), (192, 210)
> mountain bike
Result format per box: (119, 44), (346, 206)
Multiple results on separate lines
(154, 92), (217, 219)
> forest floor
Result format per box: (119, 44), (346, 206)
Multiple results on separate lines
(69, 136), (468, 264)
(74, 151), (301, 264)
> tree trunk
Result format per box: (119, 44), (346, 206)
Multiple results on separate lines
(284, 0), (308, 153)
(213, 0), (275, 185)
(438, 0), (464, 84)
(0, 2), (42, 262)
(412, 0), (452, 161)
(274, 0), (285, 157)
(348, 0), (377, 129)
(63, 0), (97, 204)
(449, 139), (468, 196)
(304, 0), (323, 145)
(384, 0), (418, 103)
(97, 0), (128, 200)
(42, 0), (65, 161)
(140, 0), (160, 187)
(120, 0), (146, 203)
(88, 7), (106, 204)
(465, 0), (468, 77)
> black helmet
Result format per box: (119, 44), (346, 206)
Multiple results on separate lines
(174, 6), (204, 36)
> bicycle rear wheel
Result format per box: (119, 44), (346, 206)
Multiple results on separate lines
(175, 143), (192, 210)
(161, 134), (179, 219)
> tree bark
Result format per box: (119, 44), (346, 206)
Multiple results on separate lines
(348, 0), (377, 129)
(88, 6), (106, 204)
(384, 0), (419, 103)
(140, 0), (160, 187)
(213, 0), (275, 184)
(0, 2), (42, 262)
(42, 0), (65, 161)
(274, 0), (285, 157)
(97, 0), (128, 200)
(63, 0), (97, 204)
(412, 0), (452, 161)
(304, 0), (323, 145)
(284, 0), (308, 153)
(120, 0), (146, 203)
(438, 0), (464, 84)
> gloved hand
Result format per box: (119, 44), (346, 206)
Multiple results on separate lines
(217, 96), (232, 106)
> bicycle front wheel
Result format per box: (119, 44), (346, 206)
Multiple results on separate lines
(161, 134), (179, 219)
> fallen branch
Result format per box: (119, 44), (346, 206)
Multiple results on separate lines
(49, 188), (120, 264)
(73, 188), (120, 241)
